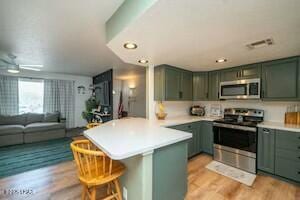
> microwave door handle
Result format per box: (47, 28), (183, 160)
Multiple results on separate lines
(247, 83), (250, 96)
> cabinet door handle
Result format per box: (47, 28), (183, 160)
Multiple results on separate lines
(206, 92), (209, 99)
(179, 91), (183, 99)
(263, 129), (270, 134)
(236, 72), (239, 78)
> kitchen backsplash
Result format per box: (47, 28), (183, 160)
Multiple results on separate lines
(161, 101), (193, 117)
(161, 100), (296, 123)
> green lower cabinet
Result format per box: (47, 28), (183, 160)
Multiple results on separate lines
(169, 121), (214, 158)
(153, 142), (188, 200)
(274, 130), (300, 182)
(200, 121), (214, 155)
(258, 127), (300, 183)
(169, 122), (200, 158)
(275, 157), (300, 182)
(257, 128), (275, 173)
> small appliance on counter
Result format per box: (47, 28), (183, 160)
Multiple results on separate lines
(190, 105), (205, 116)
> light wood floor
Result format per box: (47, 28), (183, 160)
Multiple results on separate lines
(0, 154), (299, 200)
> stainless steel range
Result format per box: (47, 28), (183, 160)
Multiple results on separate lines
(213, 108), (264, 174)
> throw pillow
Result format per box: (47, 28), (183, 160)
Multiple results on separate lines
(44, 112), (60, 122)
(26, 113), (44, 125)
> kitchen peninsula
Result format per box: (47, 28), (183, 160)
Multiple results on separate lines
(84, 117), (193, 200)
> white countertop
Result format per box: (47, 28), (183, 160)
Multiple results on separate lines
(153, 115), (220, 127)
(258, 121), (300, 133)
(84, 117), (193, 160)
(84, 115), (300, 160)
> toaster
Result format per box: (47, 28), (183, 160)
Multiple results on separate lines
(190, 106), (205, 116)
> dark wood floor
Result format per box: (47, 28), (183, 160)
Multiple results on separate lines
(0, 154), (299, 200)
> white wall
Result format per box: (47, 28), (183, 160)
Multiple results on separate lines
(113, 67), (147, 119)
(0, 70), (92, 127)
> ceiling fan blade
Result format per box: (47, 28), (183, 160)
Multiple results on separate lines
(19, 66), (41, 71)
(0, 58), (14, 65)
(19, 64), (43, 68)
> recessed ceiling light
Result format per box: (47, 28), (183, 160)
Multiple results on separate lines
(124, 42), (137, 50)
(216, 58), (227, 63)
(138, 59), (148, 64)
(7, 69), (20, 73)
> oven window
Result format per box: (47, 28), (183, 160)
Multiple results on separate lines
(221, 84), (247, 96)
(213, 127), (256, 153)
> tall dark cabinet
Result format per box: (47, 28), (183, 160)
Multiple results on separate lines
(93, 69), (113, 122)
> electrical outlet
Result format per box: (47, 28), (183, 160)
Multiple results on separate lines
(123, 187), (128, 200)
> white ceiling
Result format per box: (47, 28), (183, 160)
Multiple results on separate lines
(107, 0), (300, 71)
(0, 0), (143, 76)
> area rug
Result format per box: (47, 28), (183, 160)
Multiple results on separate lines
(206, 161), (256, 186)
(0, 138), (74, 178)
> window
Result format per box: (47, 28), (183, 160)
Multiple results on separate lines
(18, 78), (44, 114)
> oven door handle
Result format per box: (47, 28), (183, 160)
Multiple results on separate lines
(213, 122), (257, 132)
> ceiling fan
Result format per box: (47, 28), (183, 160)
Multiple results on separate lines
(0, 54), (43, 73)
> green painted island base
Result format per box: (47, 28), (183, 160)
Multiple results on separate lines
(120, 141), (188, 200)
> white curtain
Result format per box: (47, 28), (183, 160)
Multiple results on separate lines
(0, 75), (19, 115)
(44, 79), (75, 128)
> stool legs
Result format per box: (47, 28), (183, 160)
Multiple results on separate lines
(91, 187), (97, 200)
(113, 179), (122, 200)
(82, 185), (87, 200)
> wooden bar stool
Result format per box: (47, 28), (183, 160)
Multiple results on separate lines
(71, 140), (126, 200)
(86, 122), (102, 129)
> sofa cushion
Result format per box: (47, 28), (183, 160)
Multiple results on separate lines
(44, 112), (60, 123)
(0, 125), (24, 135)
(26, 113), (44, 125)
(0, 114), (27, 125)
(24, 122), (65, 133)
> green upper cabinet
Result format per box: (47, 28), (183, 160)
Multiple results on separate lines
(154, 65), (193, 101)
(239, 64), (261, 79)
(220, 68), (240, 82)
(262, 57), (299, 100)
(193, 72), (208, 101)
(181, 70), (193, 100)
(165, 67), (182, 100)
(220, 64), (261, 82)
(208, 71), (220, 101)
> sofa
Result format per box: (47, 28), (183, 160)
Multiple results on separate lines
(0, 112), (66, 147)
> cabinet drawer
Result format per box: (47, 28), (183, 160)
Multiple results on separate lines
(276, 148), (300, 162)
(276, 130), (300, 151)
(275, 157), (300, 182)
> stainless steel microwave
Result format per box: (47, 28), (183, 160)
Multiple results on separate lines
(219, 78), (260, 99)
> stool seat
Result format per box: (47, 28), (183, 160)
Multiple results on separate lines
(71, 140), (125, 200)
